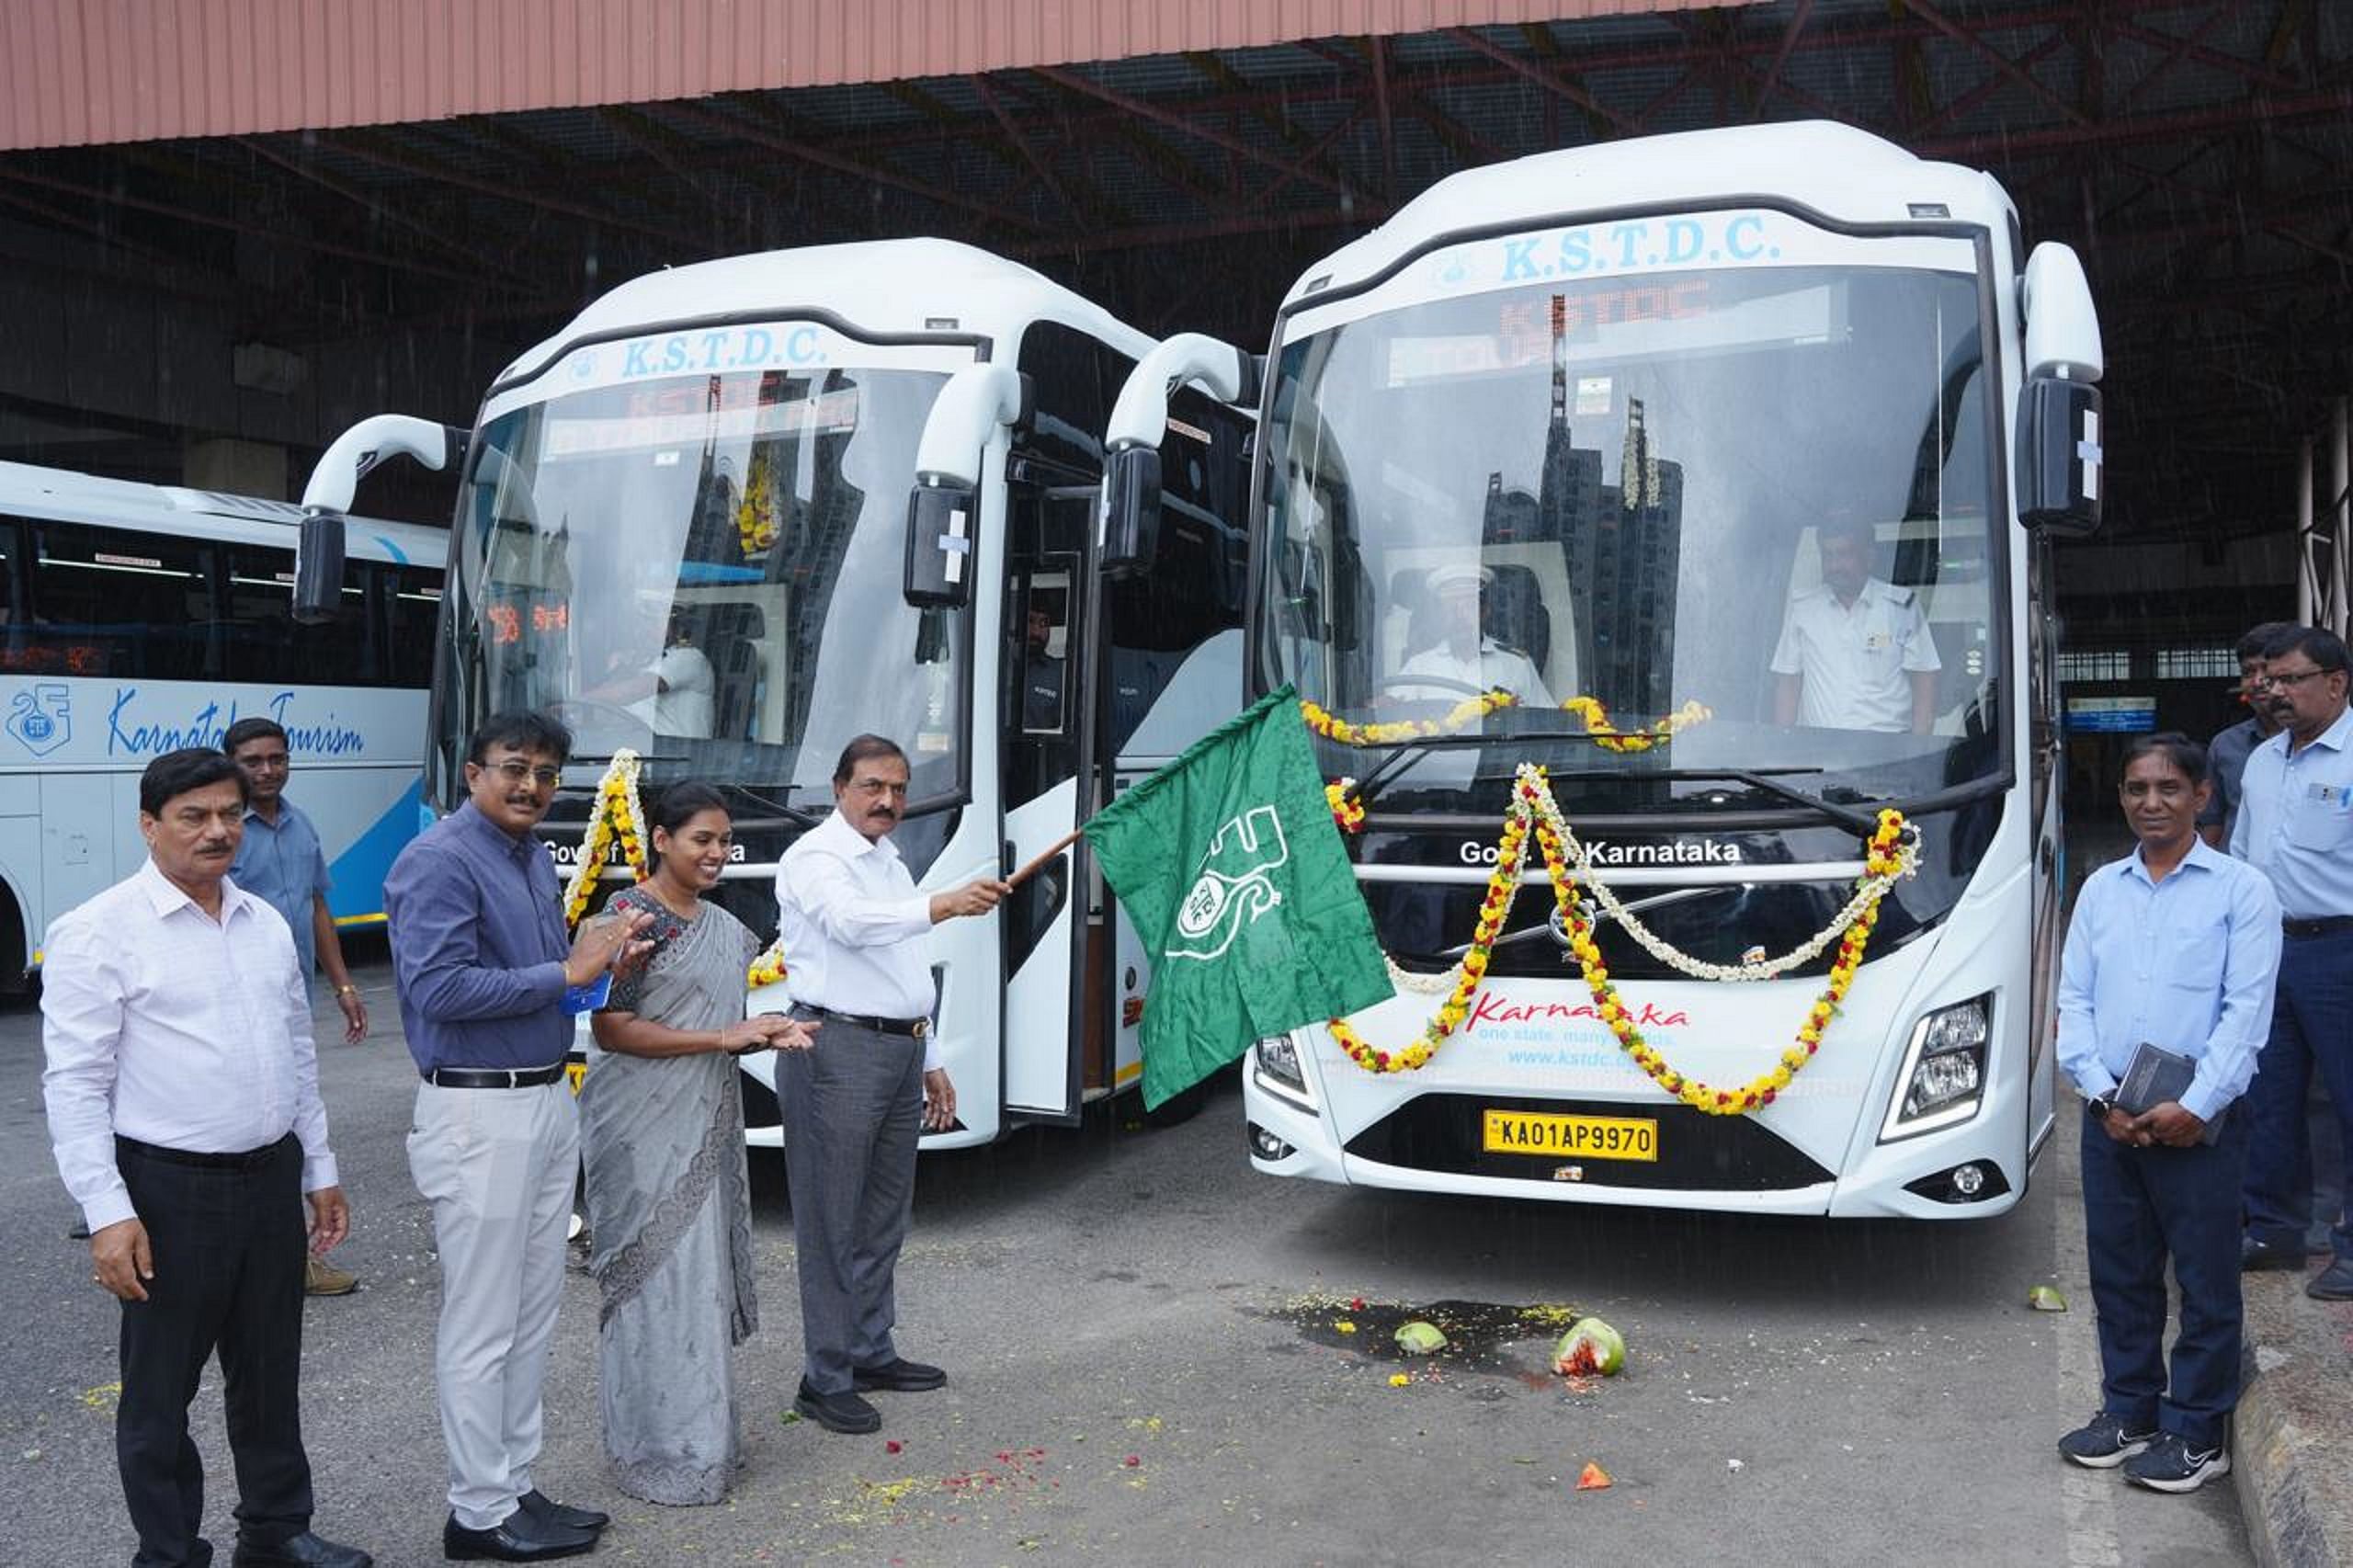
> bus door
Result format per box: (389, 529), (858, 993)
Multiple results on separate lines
(999, 484), (1100, 1122)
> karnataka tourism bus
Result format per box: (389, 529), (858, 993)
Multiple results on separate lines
(1102, 121), (2104, 1215)
(297, 239), (1250, 1145)
(0, 460), (443, 983)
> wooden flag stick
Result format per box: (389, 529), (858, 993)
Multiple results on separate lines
(1007, 826), (1086, 888)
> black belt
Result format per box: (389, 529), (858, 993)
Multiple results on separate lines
(798, 1006), (928, 1039)
(424, 1064), (567, 1088)
(2282, 915), (2353, 939)
(116, 1132), (293, 1170)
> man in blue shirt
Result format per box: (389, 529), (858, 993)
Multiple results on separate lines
(386, 711), (649, 1562)
(225, 716), (370, 1298)
(2196, 621), (2290, 848)
(2057, 733), (2279, 1494)
(2228, 624), (2353, 1301)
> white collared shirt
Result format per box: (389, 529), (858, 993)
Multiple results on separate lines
(2229, 704), (2353, 919)
(1396, 637), (1556, 707)
(774, 809), (941, 1070)
(1769, 577), (1941, 732)
(40, 859), (335, 1232)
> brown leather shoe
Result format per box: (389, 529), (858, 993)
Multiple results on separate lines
(304, 1255), (358, 1297)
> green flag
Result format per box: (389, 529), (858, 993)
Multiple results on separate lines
(1084, 684), (1392, 1108)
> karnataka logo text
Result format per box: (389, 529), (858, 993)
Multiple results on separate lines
(1167, 805), (1290, 962)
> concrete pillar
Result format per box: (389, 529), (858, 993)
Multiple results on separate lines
(181, 437), (289, 499)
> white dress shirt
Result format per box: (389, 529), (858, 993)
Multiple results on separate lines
(1396, 637), (1556, 707)
(2228, 704), (2353, 919)
(1769, 577), (1941, 732)
(41, 859), (335, 1232)
(774, 809), (942, 1070)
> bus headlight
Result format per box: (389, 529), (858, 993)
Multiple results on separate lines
(1880, 994), (1991, 1142)
(1252, 1032), (1317, 1112)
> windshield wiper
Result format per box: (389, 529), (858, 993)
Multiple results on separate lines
(1549, 766), (1882, 836)
(737, 795), (825, 830)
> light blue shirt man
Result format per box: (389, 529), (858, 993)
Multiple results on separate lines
(231, 797), (332, 988)
(2058, 836), (2280, 1124)
(2229, 705), (2353, 919)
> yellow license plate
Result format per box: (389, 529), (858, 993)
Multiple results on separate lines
(1482, 1110), (1659, 1161)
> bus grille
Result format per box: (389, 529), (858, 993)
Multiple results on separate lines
(1342, 1094), (1835, 1191)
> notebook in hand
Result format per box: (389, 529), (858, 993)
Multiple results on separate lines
(2115, 1041), (2222, 1146)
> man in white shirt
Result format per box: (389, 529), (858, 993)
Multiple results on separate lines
(772, 735), (1009, 1435)
(1770, 514), (1942, 733)
(645, 636), (716, 737)
(1393, 562), (1555, 707)
(41, 747), (371, 1568)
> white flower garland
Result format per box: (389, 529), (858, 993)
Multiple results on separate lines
(1379, 766), (1919, 989)
(560, 748), (648, 927)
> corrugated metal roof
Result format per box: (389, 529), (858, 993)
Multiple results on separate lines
(0, 0), (1753, 153)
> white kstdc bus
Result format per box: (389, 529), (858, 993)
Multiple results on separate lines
(1105, 122), (2104, 1216)
(0, 460), (444, 982)
(299, 239), (1251, 1144)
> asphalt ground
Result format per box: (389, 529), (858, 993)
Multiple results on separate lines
(1, 952), (2254, 1568)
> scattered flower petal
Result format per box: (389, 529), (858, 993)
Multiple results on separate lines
(1575, 1461), (1612, 1491)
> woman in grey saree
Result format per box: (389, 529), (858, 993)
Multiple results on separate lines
(585, 783), (812, 1505)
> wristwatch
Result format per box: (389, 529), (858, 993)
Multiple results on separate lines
(2086, 1094), (2115, 1121)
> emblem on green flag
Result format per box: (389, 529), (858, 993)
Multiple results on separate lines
(1083, 685), (1392, 1108)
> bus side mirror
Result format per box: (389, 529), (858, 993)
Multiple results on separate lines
(1100, 444), (1160, 579)
(293, 509), (348, 624)
(904, 480), (975, 608)
(2018, 377), (2102, 538)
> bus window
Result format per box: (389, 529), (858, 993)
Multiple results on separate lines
(1017, 580), (1071, 734)
(28, 522), (212, 678)
(222, 544), (371, 686)
(384, 564), (443, 689)
(1100, 392), (1248, 756)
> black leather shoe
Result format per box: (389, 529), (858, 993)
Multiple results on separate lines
(793, 1380), (881, 1434)
(517, 1491), (609, 1533)
(2242, 1235), (2308, 1272)
(442, 1511), (597, 1562)
(233, 1532), (373, 1567)
(2307, 1257), (2353, 1301)
(852, 1357), (947, 1392)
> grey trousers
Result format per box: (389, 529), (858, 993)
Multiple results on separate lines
(778, 1015), (925, 1394)
(407, 1078), (578, 1531)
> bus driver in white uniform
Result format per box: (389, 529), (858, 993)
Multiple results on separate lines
(1393, 562), (1555, 708)
(1770, 513), (1941, 734)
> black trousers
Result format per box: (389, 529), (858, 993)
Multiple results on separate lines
(116, 1133), (313, 1568)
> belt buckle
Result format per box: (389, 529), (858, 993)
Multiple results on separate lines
(911, 1018), (928, 1040)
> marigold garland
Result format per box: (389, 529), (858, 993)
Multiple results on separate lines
(1329, 764), (1917, 1116)
(735, 452), (780, 558)
(1300, 693), (1711, 753)
(1326, 778), (1366, 835)
(561, 749), (650, 928)
(1327, 807), (1529, 1074)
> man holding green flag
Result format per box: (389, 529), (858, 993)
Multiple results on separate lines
(1085, 686), (1392, 1108)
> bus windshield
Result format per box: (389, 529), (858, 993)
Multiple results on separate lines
(448, 360), (963, 808)
(1259, 218), (2000, 815)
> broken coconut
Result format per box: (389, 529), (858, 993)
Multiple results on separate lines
(1551, 1317), (1626, 1377)
(1394, 1320), (1449, 1355)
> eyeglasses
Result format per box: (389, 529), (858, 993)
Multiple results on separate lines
(2252, 668), (2333, 689)
(481, 759), (563, 788)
